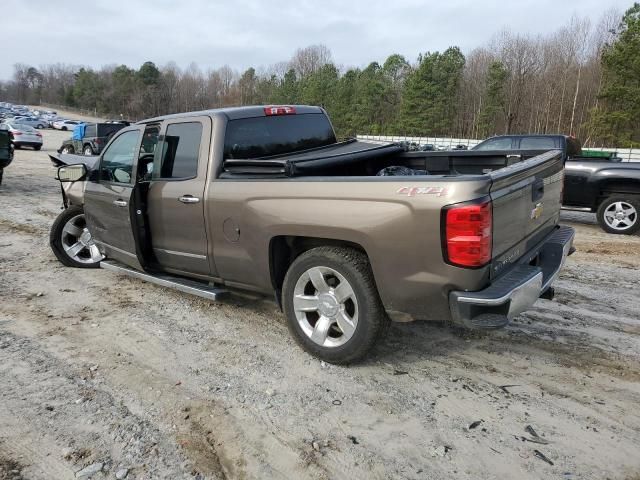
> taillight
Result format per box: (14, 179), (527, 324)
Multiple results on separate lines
(264, 106), (296, 116)
(13, 131), (22, 136)
(444, 200), (492, 268)
(36, 132), (42, 137)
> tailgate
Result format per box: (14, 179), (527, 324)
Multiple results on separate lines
(489, 150), (564, 278)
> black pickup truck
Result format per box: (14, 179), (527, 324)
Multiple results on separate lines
(0, 126), (14, 185)
(473, 135), (640, 235)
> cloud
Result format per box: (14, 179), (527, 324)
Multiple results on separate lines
(1, 0), (629, 79)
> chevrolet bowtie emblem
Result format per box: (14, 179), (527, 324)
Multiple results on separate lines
(530, 202), (544, 220)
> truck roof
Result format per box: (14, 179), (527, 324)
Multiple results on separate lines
(140, 105), (325, 124)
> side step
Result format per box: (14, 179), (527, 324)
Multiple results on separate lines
(100, 260), (228, 301)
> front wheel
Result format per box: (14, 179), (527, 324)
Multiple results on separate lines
(282, 247), (389, 364)
(596, 196), (640, 235)
(61, 145), (74, 154)
(83, 145), (93, 155)
(50, 205), (104, 268)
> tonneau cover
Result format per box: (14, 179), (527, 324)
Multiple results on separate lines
(223, 139), (403, 176)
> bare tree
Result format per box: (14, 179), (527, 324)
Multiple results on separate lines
(289, 45), (332, 78)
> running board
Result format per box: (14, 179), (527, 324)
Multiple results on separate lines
(100, 260), (228, 301)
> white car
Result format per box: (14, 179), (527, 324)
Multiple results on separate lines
(5, 123), (43, 150)
(13, 117), (48, 129)
(53, 120), (82, 131)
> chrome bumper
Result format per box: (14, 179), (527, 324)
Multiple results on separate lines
(449, 225), (575, 329)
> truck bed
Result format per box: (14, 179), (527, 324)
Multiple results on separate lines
(221, 139), (543, 178)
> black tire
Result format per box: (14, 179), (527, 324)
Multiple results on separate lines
(61, 127), (67, 131)
(49, 206), (102, 268)
(33, 145), (41, 151)
(596, 195), (640, 235)
(83, 145), (94, 155)
(14, 144), (21, 150)
(61, 145), (74, 154)
(282, 246), (390, 364)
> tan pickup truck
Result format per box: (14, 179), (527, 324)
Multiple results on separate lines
(49, 105), (574, 363)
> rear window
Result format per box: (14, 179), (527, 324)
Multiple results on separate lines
(519, 137), (558, 150)
(224, 113), (336, 159)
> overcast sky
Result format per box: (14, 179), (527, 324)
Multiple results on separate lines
(2, 0), (629, 80)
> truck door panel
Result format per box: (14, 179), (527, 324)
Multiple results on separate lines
(146, 117), (212, 277)
(83, 128), (143, 269)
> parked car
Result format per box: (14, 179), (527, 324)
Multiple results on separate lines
(48, 105), (573, 363)
(58, 122), (129, 155)
(420, 144), (436, 151)
(5, 123), (43, 150)
(53, 119), (82, 131)
(472, 134), (640, 234)
(12, 116), (48, 129)
(0, 125), (14, 184)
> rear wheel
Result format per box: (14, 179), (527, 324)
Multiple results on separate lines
(33, 145), (41, 151)
(282, 247), (389, 364)
(596, 196), (640, 235)
(50, 206), (104, 268)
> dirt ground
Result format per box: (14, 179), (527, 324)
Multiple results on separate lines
(1, 128), (639, 480)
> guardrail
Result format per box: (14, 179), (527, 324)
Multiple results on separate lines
(357, 134), (640, 162)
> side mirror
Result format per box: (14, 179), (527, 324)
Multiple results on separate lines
(57, 164), (87, 182)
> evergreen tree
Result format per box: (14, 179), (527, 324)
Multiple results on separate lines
(478, 61), (508, 137)
(589, 3), (640, 146)
(399, 47), (465, 135)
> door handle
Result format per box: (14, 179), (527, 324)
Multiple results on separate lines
(179, 195), (200, 204)
(113, 199), (128, 207)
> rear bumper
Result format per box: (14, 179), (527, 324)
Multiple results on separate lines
(449, 225), (575, 329)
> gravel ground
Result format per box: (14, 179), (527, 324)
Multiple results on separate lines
(1, 128), (639, 480)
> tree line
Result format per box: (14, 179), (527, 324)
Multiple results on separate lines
(1, 3), (639, 147)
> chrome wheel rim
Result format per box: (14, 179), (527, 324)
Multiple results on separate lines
(604, 201), (637, 231)
(61, 214), (104, 264)
(293, 266), (358, 348)
(83, 147), (92, 155)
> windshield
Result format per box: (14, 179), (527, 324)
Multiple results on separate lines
(224, 113), (336, 159)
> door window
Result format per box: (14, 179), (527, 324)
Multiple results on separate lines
(475, 137), (513, 151)
(100, 130), (140, 184)
(154, 122), (202, 179)
(519, 137), (558, 150)
(138, 125), (160, 181)
(84, 124), (97, 137)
